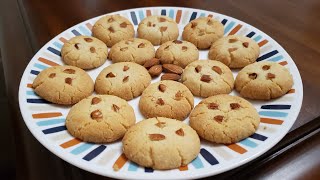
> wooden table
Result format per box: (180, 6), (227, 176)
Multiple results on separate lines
(1, 0), (320, 179)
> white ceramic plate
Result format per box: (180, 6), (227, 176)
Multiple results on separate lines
(18, 7), (303, 179)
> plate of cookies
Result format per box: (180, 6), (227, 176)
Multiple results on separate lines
(18, 7), (303, 179)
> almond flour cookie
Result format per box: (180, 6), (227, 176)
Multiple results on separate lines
(156, 40), (199, 68)
(92, 15), (135, 47)
(139, 80), (194, 120)
(137, 15), (179, 45)
(66, 95), (136, 143)
(122, 117), (200, 170)
(235, 61), (293, 100)
(182, 17), (224, 49)
(95, 62), (151, 100)
(109, 38), (155, 65)
(181, 60), (234, 97)
(190, 94), (260, 144)
(208, 35), (260, 68)
(32, 66), (94, 105)
(61, 36), (108, 69)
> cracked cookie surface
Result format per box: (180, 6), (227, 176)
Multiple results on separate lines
(181, 60), (234, 97)
(32, 66), (94, 105)
(61, 35), (108, 69)
(66, 95), (136, 143)
(122, 117), (200, 170)
(235, 61), (293, 100)
(137, 15), (179, 45)
(190, 94), (260, 144)
(139, 80), (194, 120)
(156, 40), (199, 68)
(92, 14), (135, 47)
(182, 17), (224, 49)
(95, 62), (151, 100)
(109, 38), (155, 65)
(208, 35), (260, 68)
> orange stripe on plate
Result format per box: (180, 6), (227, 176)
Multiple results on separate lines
(86, 23), (93, 31)
(179, 165), (188, 171)
(176, 10), (182, 23)
(260, 118), (283, 125)
(279, 61), (288, 66)
(27, 83), (33, 88)
(59, 37), (68, 43)
(287, 89), (295, 94)
(113, 153), (128, 171)
(258, 39), (268, 47)
(228, 24), (242, 35)
(32, 112), (63, 119)
(208, 14), (213, 18)
(60, 138), (82, 148)
(38, 57), (60, 66)
(227, 144), (247, 154)
(146, 10), (151, 16)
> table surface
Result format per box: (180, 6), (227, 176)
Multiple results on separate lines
(1, 0), (320, 179)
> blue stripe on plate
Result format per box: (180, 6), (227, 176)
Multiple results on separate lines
(26, 91), (37, 96)
(191, 156), (204, 169)
(246, 31), (255, 38)
(79, 26), (91, 36)
(224, 21), (236, 34)
(189, 12), (197, 21)
(128, 162), (139, 171)
(34, 63), (48, 70)
(42, 125), (66, 134)
(221, 19), (228, 25)
(239, 138), (258, 148)
(53, 41), (63, 49)
(169, 9), (174, 19)
(130, 11), (138, 25)
(268, 55), (284, 62)
(30, 70), (40, 75)
(138, 10), (144, 21)
(261, 105), (291, 110)
(200, 148), (219, 165)
(253, 35), (262, 42)
(27, 98), (51, 104)
(200, 12), (206, 17)
(161, 9), (166, 16)
(257, 50), (279, 61)
(47, 47), (61, 56)
(145, 167), (154, 173)
(250, 133), (268, 141)
(83, 145), (106, 161)
(259, 111), (288, 117)
(71, 29), (81, 36)
(71, 143), (94, 155)
(36, 118), (65, 126)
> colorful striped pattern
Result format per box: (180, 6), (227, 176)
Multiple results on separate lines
(21, 8), (300, 176)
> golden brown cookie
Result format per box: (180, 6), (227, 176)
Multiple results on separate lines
(208, 35), (260, 68)
(235, 61), (293, 100)
(66, 95), (136, 143)
(181, 60), (234, 97)
(137, 15), (179, 45)
(182, 17), (224, 49)
(139, 80), (194, 120)
(32, 66), (94, 105)
(190, 94), (260, 144)
(109, 38), (155, 65)
(61, 35), (108, 69)
(92, 15), (135, 47)
(156, 40), (199, 68)
(95, 62), (151, 100)
(122, 117), (200, 170)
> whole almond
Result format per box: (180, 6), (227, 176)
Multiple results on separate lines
(91, 97), (101, 105)
(162, 64), (183, 74)
(148, 65), (162, 77)
(158, 84), (166, 92)
(200, 75), (212, 83)
(144, 58), (160, 69)
(149, 134), (166, 141)
(161, 73), (181, 81)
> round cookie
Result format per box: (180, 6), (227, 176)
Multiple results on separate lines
(61, 36), (108, 69)
(182, 17), (224, 49)
(66, 95), (136, 143)
(208, 35), (260, 68)
(235, 61), (293, 100)
(139, 80), (194, 120)
(122, 117), (200, 170)
(95, 62), (151, 100)
(32, 66), (94, 105)
(190, 94), (260, 144)
(137, 15), (179, 45)
(92, 15), (135, 47)
(156, 40), (199, 68)
(109, 38), (155, 65)
(181, 60), (234, 97)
